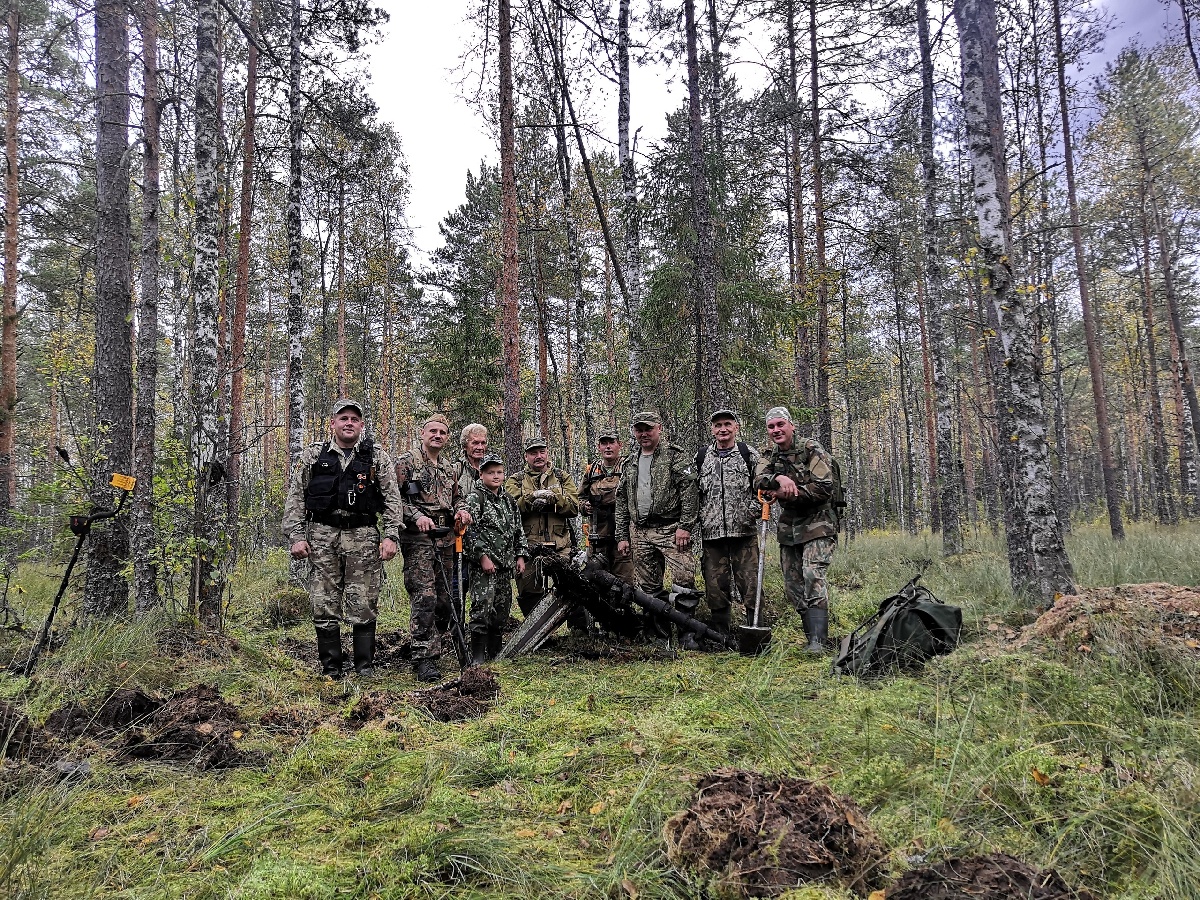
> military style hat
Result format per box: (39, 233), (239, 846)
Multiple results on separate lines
(524, 435), (549, 452)
(330, 398), (364, 418)
(631, 410), (661, 427)
(710, 408), (740, 423)
(765, 405), (793, 424)
(422, 413), (451, 430)
(597, 430), (621, 442)
(478, 453), (505, 470)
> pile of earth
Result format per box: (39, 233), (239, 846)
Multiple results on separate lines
(1, 700), (53, 763)
(664, 767), (887, 896)
(118, 684), (247, 769)
(1016, 583), (1200, 652)
(156, 626), (240, 661)
(408, 666), (500, 722)
(885, 853), (1097, 900)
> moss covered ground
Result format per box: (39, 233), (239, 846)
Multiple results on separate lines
(3, 524), (1200, 899)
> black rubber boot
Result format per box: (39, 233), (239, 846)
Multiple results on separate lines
(315, 620), (345, 677)
(802, 609), (828, 654)
(678, 629), (701, 651)
(352, 622), (376, 676)
(516, 593), (541, 617)
(470, 631), (488, 666)
(487, 628), (504, 661)
(413, 657), (441, 683)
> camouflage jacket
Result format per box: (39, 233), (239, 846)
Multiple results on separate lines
(697, 443), (761, 542)
(393, 448), (464, 538)
(504, 466), (580, 550)
(282, 440), (405, 544)
(580, 460), (622, 541)
(454, 459), (481, 501)
(753, 439), (837, 546)
(465, 484), (529, 571)
(614, 442), (699, 542)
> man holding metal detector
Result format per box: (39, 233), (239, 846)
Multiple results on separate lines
(394, 413), (472, 683)
(283, 399), (404, 678)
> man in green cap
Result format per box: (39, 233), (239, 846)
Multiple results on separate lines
(614, 411), (701, 647)
(580, 431), (633, 584)
(754, 405), (837, 652)
(505, 436), (582, 619)
(395, 413), (473, 682)
(283, 399), (404, 677)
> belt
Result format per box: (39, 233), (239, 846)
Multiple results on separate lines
(308, 510), (376, 529)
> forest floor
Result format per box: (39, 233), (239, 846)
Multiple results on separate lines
(2, 523), (1200, 899)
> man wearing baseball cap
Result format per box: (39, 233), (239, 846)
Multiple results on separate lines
(580, 430), (633, 584)
(282, 399), (405, 678)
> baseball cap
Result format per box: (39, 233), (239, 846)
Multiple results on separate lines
(631, 410), (661, 427)
(330, 398), (364, 418)
(524, 435), (549, 452)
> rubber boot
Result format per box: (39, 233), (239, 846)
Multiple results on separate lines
(315, 620), (345, 677)
(487, 628), (505, 661)
(352, 622), (376, 676)
(516, 593), (541, 617)
(413, 657), (441, 683)
(802, 609), (828, 654)
(678, 629), (701, 651)
(470, 631), (488, 666)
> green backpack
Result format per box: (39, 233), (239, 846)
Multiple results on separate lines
(831, 575), (962, 679)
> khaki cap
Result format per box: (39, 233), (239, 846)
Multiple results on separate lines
(330, 398), (364, 418)
(524, 435), (549, 452)
(631, 410), (661, 427)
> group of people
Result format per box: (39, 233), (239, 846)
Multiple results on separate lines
(282, 399), (840, 682)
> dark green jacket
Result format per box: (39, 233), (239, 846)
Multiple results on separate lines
(754, 439), (837, 546)
(614, 442), (699, 542)
(465, 484), (529, 570)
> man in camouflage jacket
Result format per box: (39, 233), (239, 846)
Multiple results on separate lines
(283, 398), (404, 677)
(394, 413), (471, 682)
(696, 409), (762, 635)
(464, 453), (528, 663)
(505, 436), (582, 622)
(580, 431), (633, 584)
(754, 405), (837, 652)
(615, 411), (701, 647)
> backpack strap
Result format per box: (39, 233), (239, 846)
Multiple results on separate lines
(695, 442), (754, 482)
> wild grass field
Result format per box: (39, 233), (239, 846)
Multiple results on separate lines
(3, 524), (1200, 899)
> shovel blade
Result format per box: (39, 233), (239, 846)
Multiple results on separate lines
(737, 625), (772, 657)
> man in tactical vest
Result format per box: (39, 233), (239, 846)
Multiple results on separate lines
(505, 436), (582, 619)
(614, 411), (701, 648)
(395, 414), (472, 682)
(283, 399), (404, 677)
(579, 431), (633, 584)
(754, 405), (838, 653)
(696, 409), (762, 637)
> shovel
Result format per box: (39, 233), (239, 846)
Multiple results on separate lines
(738, 492), (772, 656)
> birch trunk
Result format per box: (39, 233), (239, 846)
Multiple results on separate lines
(85, 0), (134, 616)
(133, 0), (161, 612)
(617, 0), (644, 411)
(499, 0), (522, 470)
(917, 0), (961, 553)
(192, 0), (222, 626)
(955, 0), (1074, 603)
(286, 0), (305, 467)
(1051, 0), (1123, 539)
(809, 0), (831, 448)
(227, 0), (258, 556)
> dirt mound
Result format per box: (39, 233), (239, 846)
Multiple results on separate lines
(885, 853), (1097, 900)
(45, 688), (163, 739)
(0, 700), (38, 759)
(374, 629), (412, 666)
(346, 690), (402, 727)
(120, 684), (246, 769)
(1017, 583), (1200, 652)
(156, 626), (239, 660)
(407, 666), (500, 722)
(664, 768), (886, 896)
(257, 707), (318, 735)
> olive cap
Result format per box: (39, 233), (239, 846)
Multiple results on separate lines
(524, 435), (549, 452)
(710, 408), (740, 423)
(330, 398), (364, 418)
(631, 410), (661, 427)
(478, 453), (505, 470)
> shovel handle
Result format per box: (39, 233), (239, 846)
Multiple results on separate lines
(453, 519), (466, 552)
(759, 491), (770, 520)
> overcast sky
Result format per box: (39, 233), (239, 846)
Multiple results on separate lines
(365, 0), (1184, 267)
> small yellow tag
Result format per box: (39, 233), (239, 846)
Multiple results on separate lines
(110, 473), (136, 491)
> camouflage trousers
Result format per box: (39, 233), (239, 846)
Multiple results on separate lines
(468, 566), (514, 634)
(701, 535), (761, 627)
(587, 538), (634, 584)
(629, 522), (696, 594)
(780, 537), (835, 612)
(306, 523), (382, 626)
(401, 536), (456, 661)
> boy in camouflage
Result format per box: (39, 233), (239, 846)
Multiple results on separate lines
(465, 454), (529, 663)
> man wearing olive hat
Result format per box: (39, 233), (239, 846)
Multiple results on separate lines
(614, 411), (701, 647)
(283, 399), (405, 677)
(580, 430), (633, 584)
(395, 413), (473, 682)
(505, 435), (582, 621)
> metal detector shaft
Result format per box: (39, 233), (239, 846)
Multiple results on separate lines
(751, 494), (770, 629)
(427, 526), (470, 670)
(22, 487), (131, 677)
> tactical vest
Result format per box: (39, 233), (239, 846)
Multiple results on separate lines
(582, 461), (621, 540)
(304, 440), (383, 528)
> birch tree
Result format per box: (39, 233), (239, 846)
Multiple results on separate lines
(499, 0), (522, 469)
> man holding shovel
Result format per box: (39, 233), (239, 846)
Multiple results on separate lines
(755, 406), (838, 653)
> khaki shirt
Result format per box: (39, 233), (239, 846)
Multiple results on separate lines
(580, 460), (622, 541)
(504, 465), (581, 551)
(753, 439), (837, 546)
(281, 440), (405, 544)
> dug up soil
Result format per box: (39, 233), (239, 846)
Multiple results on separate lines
(346, 666), (501, 725)
(664, 767), (887, 896)
(885, 852), (1097, 900)
(1016, 583), (1200, 652)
